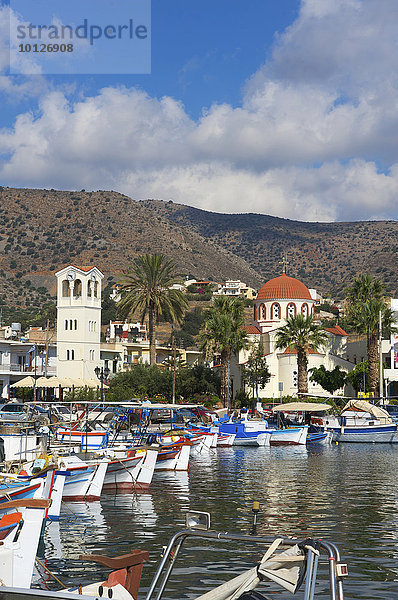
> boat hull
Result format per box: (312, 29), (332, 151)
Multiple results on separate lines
(270, 426), (308, 446)
(329, 424), (398, 443)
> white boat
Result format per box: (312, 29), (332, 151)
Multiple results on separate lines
(155, 443), (191, 471)
(58, 455), (107, 500)
(323, 400), (398, 443)
(217, 415), (272, 446)
(270, 426), (308, 445)
(216, 433), (236, 447)
(99, 447), (158, 490)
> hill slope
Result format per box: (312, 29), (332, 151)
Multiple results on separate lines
(145, 200), (398, 298)
(0, 188), (261, 307)
(1, 187), (397, 309)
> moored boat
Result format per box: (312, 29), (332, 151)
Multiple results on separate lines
(323, 399), (398, 443)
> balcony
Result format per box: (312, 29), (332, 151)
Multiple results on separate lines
(0, 364), (56, 375)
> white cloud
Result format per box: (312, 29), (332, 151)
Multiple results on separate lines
(1, 0), (398, 221)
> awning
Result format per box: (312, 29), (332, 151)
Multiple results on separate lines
(272, 402), (332, 413)
(10, 376), (36, 388)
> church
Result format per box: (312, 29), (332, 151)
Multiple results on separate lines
(237, 272), (354, 399)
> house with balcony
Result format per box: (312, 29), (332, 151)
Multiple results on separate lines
(214, 280), (257, 300)
(0, 339), (57, 399)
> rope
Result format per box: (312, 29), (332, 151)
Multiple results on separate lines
(35, 557), (66, 588)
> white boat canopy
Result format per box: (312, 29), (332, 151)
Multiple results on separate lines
(341, 399), (392, 423)
(272, 402), (331, 413)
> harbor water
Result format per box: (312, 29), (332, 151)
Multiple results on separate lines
(40, 444), (398, 599)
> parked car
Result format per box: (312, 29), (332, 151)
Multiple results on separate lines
(0, 402), (29, 422)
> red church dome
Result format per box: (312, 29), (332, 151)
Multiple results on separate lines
(257, 273), (312, 301)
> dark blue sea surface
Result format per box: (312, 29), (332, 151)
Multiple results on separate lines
(38, 444), (398, 599)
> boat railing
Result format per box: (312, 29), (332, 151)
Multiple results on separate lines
(145, 527), (347, 600)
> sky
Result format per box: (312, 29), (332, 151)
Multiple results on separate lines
(1, 0), (398, 223)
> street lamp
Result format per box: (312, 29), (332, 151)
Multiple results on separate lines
(94, 366), (110, 401)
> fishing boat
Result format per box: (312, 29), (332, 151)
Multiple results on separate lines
(96, 447), (158, 490)
(270, 426), (308, 445)
(154, 442), (191, 471)
(323, 399), (398, 443)
(270, 402), (334, 446)
(57, 455), (108, 501)
(217, 414), (272, 446)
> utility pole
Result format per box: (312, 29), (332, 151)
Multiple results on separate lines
(379, 309), (383, 402)
(33, 343), (37, 402)
(172, 335), (176, 403)
(44, 319), (50, 378)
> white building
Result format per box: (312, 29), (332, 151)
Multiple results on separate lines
(56, 265), (104, 381)
(215, 280), (257, 300)
(239, 272), (354, 399)
(0, 340), (57, 399)
(106, 321), (147, 343)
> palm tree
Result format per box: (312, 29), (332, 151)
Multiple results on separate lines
(200, 296), (247, 408)
(275, 314), (328, 397)
(346, 273), (396, 396)
(117, 254), (188, 365)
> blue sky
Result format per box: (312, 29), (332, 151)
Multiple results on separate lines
(1, 0), (398, 222)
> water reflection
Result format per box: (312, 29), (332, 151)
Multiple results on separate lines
(39, 444), (398, 598)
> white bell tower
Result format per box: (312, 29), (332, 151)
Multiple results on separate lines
(55, 265), (104, 381)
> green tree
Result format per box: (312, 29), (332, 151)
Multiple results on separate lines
(242, 342), (271, 409)
(346, 361), (369, 394)
(309, 365), (347, 394)
(345, 273), (397, 395)
(101, 285), (118, 325)
(200, 296), (247, 408)
(275, 314), (328, 397)
(117, 254), (188, 365)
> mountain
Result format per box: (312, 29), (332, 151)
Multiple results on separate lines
(1, 186), (397, 310)
(0, 187), (261, 308)
(144, 200), (398, 299)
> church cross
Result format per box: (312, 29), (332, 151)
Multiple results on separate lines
(280, 255), (289, 274)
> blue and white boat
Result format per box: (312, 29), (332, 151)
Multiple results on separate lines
(216, 414), (272, 446)
(323, 399), (398, 443)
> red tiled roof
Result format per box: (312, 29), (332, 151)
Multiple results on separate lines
(324, 325), (348, 336)
(280, 346), (322, 355)
(257, 273), (312, 301)
(245, 325), (261, 334)
(72, 265), (96, 272)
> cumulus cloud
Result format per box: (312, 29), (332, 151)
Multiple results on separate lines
(1, 0), (398, 221)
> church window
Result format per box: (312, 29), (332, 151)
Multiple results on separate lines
(71, 349), (75, 360)
(88, 282), (92, 297)
(65, 320), (68, 330)
(253, 306), (257, 321)
(62, 280), (70, 297)
(259, 304), (266, 320)
(66, 350), (69, 360)
(94, 282), (98, 298)
(287, 303), (296, 318)
(302, 303), (308, 318)
(292, 370), (298, 387)
(69, 319), (73, 330)
(271, 303), (280, 320)
(74, 319), (77, 330)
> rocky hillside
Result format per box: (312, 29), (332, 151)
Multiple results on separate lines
(145, 200), (398, 299)
(0, 187), (261, 308)
(1, 186), (397, 309)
